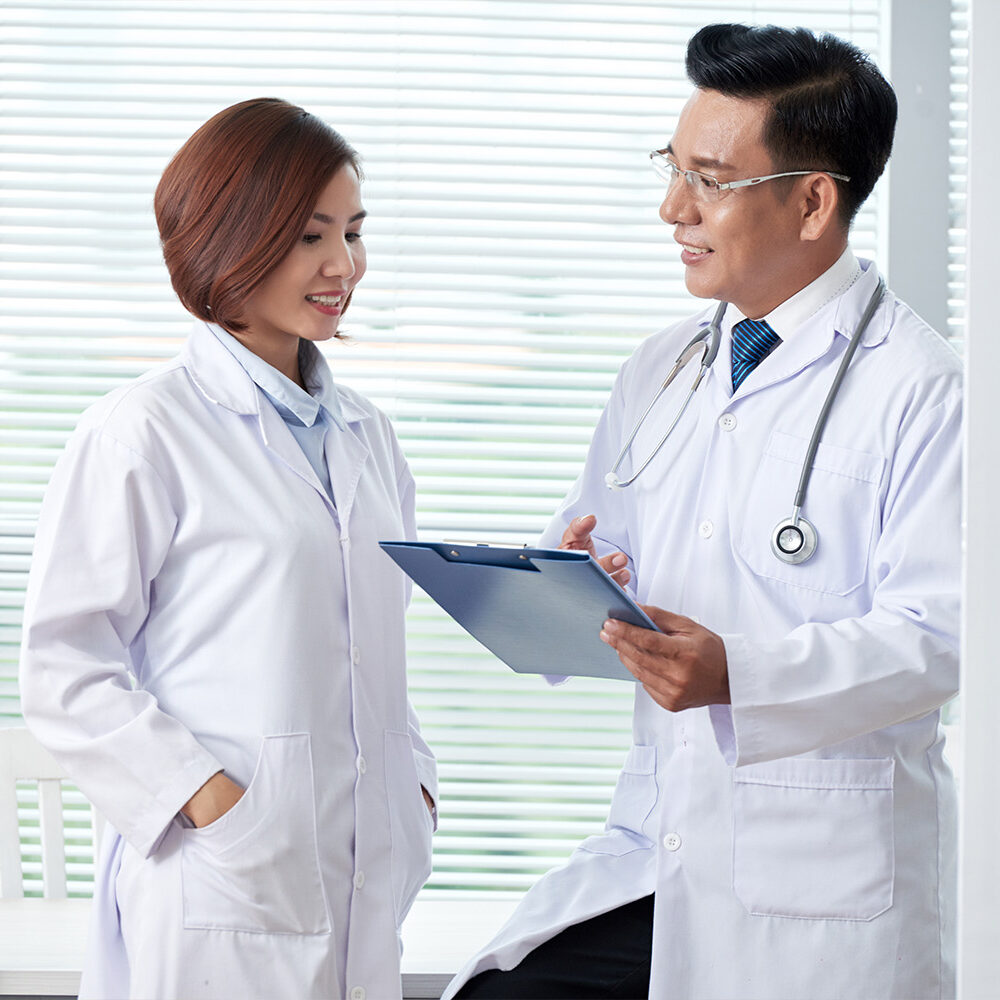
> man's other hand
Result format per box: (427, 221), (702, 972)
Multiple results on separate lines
(559, 514), (631, 587)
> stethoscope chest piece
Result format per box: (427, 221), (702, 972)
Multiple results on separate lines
(770, 516), (818, 564)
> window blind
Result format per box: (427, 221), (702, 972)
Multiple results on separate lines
(2, 0), (886, 898)
(948, 0), (968, 348)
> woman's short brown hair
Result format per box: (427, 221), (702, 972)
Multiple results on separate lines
(154, 98), (360, 332)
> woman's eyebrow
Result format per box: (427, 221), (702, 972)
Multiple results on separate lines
(311, 210), (367, 224)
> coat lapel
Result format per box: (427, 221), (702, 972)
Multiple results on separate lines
(255, 399), (335, 510)
(326, 396), (372, 525)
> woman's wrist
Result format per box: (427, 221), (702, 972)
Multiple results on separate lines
(180, 771), (245, 828)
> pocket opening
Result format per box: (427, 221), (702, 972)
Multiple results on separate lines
(180, 732), (331, 935)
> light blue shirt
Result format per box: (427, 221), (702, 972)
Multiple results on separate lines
(208, 325), (345, 502)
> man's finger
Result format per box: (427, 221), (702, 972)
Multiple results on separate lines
(639, 605), (698, 635)
(597, 551), (630, 583)
(602, 617), (670, 656)
(560, 513), (597, 550)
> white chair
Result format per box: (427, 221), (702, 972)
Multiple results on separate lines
(0, 726), (104, 899)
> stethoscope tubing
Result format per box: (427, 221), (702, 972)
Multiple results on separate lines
(791, 278), (886, 514)
(605, 278), (887, 564)
(605, 300), (727, 489)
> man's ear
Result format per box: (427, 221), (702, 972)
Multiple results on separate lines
(799, 173), (842, 242)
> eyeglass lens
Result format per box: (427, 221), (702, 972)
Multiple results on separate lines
(651, 154), (720, 201)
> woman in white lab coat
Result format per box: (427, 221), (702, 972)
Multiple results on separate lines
(18, 98), (436, 1000)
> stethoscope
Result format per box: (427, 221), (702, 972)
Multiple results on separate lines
(605, 279), (886, 565)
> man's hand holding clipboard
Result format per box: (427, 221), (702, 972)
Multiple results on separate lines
(558, 514), (730, 711)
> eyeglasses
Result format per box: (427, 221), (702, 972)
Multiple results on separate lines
(650, 149), (850, 203)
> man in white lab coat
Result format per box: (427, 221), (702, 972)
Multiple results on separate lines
(447, 22), (960, 1000)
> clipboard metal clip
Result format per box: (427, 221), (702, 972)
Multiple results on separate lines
(442, 539), (532, 560)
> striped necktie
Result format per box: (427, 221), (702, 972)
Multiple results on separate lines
(731, 317), (781, 391)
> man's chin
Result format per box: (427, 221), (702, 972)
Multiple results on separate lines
(683, 270), (721, 302)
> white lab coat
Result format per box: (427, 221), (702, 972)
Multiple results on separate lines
(19, 320), (437, 1000)
(444, 260), (961, 1000)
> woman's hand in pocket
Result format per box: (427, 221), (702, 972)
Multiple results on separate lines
(181, 771), (246, 828)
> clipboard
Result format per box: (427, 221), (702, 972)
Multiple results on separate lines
(379, 540), (658, 682)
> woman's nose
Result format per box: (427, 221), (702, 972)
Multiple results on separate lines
(320, 238), (357, 279)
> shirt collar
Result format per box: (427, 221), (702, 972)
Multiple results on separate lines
(725, 247), (862, 343)
(207, 324), (346, 430)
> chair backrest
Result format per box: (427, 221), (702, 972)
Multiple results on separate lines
(0, 726), (104, 899)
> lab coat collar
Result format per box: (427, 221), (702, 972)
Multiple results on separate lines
(725, 248), (862, 345)
(699, 257), (892, 402)
(184, 320), (260, 415)
(183, 321), (372, 517)
(183, 320), (371, 426)
(831, 258), (892, 348)
(206, 324), (347, 432)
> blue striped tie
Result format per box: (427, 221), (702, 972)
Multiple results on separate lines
(731, 317), (780, 391)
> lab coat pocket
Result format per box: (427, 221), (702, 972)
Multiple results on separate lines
(181, 732), (331, 935)
(732, 757), (894, 921)
(581, 744), (658, 856)
(385, 730), (434, 924)
(737, 430), (884, 596)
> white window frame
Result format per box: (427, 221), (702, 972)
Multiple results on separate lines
(957, 0), (1000, 993)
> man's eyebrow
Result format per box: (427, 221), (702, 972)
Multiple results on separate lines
(311, 210), (368, 224)
(663, 143), (736, 173)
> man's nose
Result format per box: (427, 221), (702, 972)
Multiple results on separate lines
(659, 176), (699, 226)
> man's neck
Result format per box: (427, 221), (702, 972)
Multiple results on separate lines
(740, 238), (849, 320)
(733, 247), (861, 342)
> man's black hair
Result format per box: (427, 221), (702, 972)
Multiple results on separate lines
(686, 23), (897, 226)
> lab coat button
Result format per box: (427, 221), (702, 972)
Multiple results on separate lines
(354, 870), (365, 890)
(352, 645), (361, 664)
(341, 536), (351, 551)
(350, 988), (366, 1000)
(357, 754), (367, 774)
(698, 520), (713, 539)
(719, 413), (737, 431)
(663, 832), (682, 851)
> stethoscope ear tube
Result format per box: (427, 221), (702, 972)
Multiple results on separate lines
(700, 300), (726, 370)
(604, 301), (727, 489)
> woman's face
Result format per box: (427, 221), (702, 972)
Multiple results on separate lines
(236, 163), (367, 373)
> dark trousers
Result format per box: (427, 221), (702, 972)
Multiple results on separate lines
(454, 894), (655, 999)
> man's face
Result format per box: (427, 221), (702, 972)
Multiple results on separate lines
(659, 89), (808, 319)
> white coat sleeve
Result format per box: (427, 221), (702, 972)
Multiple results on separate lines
(394, 435), (439, 818)
(19, 427), (223, 857)
(713, 385), (962, 765)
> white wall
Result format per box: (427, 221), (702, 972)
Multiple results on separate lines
(958, 0), (1000, 995)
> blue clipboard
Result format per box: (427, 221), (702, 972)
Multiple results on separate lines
(379, 540), (658, 682)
